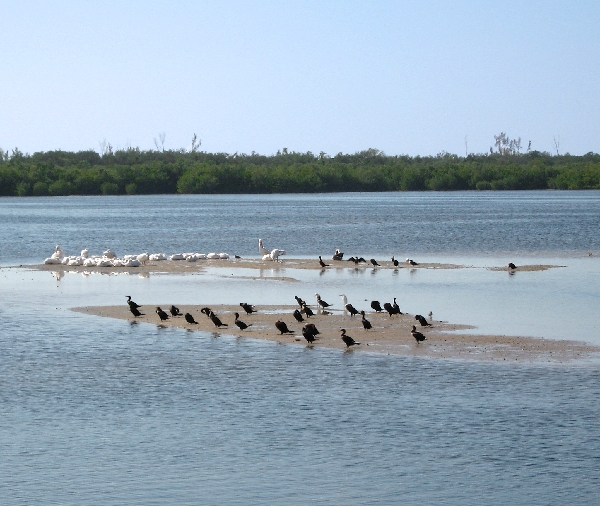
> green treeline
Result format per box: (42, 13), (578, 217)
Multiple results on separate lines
(1, 147), (599, 196)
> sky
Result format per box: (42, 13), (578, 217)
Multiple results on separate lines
(1, 0), (599, 157)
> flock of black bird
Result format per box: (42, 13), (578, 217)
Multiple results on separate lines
(123, 249), (520, 350)
(126, 289), (433, 347)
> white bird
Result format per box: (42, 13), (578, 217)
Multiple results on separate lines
(136, 253), (149, 265)
(81, 248), (89, 258)
(51, 245), (65, 259)
(103, 249), (117, 259)
(269, 248), (285, 262)
(258, 239), (270, 256)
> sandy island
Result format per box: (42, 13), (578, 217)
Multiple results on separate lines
(73, 302), (597, 364)
(24, 257), (587, 363)
(28, 257), (565, 274)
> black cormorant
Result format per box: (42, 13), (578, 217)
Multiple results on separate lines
(275, 320), (293, 334)
(184, 313), (198, 324)
(411, 325), (426, 343)
(341, 328), (360, 347)
(155, 307), (169, 321)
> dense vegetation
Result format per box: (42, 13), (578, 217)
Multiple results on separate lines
(1, 146), (599, 196)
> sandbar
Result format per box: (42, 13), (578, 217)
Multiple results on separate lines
(72, 303), (598, 364)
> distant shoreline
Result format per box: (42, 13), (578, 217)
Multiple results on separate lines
(1, 149), (599, 196)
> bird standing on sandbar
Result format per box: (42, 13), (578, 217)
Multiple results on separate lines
(361, 311), (372, 330)
(302, 324), (319, 344)
(341, 329), (360, 348)
(156, 307), (169, 321)
(240, 302), (256, 314)
(275, 320), (293, 334)
(415, 315), (431, 327)
(340, 294), (359, 316)
(170, 305), (181, 316)
(406, 258), (418, 266)
(370, 258), (380, 267)
(184, 313), (198, 324)
(126, 296), (141, 310)
(293, 309), (304, 322)
(209, 311), (228, 327)
(508, 262), (517, 270)
(294, 295), (305, 308)
(315, 293), (332, 310)
(130, 306), (144, 317)
(371, 300), (383, 312)
(391, 256), (399, 267)
(301, 303), (314, 318)
(383, 302), (396, 316)
(234, 312), (250, 330)
(318, 256), (329, 268)
(411, 325), (426, 343)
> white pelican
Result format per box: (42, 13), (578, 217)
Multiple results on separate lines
(258, 239), (270, 256)
(81, 248), (89, 258)
(51, 245), (65, 259)
(206, 252), (219, 259)
(103, 249), (117, 259)
(136, 253), (149, 265)
(268, 249), (285, 262)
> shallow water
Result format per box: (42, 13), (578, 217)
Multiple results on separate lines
(1, 192), (599, 504)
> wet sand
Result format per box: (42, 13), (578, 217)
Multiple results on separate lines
(28, 257), (565, 274)
(73, 303), (598, 364)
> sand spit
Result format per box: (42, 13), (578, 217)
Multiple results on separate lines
(488, 264), (566, 272)
(27, 257), (565, 275)
(72, 304), (598, 364)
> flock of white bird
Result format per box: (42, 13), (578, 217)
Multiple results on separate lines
(43, 245), (230, 267)
(42, 239), (285, 267)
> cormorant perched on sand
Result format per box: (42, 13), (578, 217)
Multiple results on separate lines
(341, 329), (360, 348)
(275, 320), (293, 334)
(240, 302), (256, 314)
(295, 295), (305, 308)
(371, 300), (383, 312)
(318, 256), (329, 268)
(411, 325), (426, 343)
(302, 327), (316, 344)
(302, 324), (319, 344)
(184, 313), (198, 324)
(156, 307), (169, 321)
(370, 258), (380, 267)
(130, 306), (144, 317)
(315, 293), (332, 309)
(392, 297), (402, 315)
(391, 256), (399, 267)
(508, 262), (517, 270)
(340, 294), (359, 316)
(332, 249), (344, 261)
(126, 296), (141, 310)
(304, 323), (320, 337)
(209, 311), (227, 327)
(301, 303), (314, 318)
(383, 302), (397, 316)
(293, 309), (304, 322)
(415, 314), (431, 327)
(169, 305), (181, 316)
(406, 258), (418, 266)
(347, 256), (359, 265)
(357, 257), (367, 263)
(200, 307), (212, 317)
(361, 311), (372, 330)
(234, 312), (250, 330)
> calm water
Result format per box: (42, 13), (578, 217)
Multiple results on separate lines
(1, 192), (599, 504)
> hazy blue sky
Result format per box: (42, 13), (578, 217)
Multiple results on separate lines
(1, 1), (598, 156)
